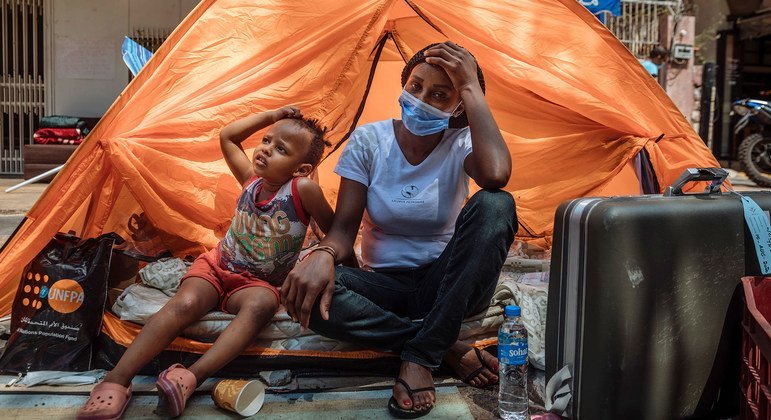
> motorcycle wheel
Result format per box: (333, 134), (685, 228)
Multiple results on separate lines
(738, 133), (771, 188)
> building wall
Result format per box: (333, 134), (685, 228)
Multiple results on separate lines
(49, 0), (198, 117)
(660, 15), (697, 124)
(693, 0), (731, 64)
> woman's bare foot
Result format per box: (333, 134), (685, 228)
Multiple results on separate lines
(392, 361), (436, 412)
(443, 341), (499, 387)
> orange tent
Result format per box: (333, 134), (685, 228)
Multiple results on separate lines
(0, 0), (719, 317)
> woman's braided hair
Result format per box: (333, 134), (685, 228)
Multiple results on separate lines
(400, 43), (486, 129)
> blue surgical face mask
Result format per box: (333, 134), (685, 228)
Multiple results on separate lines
(398, 90), (461, 136)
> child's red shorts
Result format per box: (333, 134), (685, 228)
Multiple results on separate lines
(180, 248), (280, 313)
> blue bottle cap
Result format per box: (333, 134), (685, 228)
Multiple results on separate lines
(505, 305), (521, 317)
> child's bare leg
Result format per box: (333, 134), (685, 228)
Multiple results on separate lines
(103, 277), (219, 387)
(186, 287), (279, 382)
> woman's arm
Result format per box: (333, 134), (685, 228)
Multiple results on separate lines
(424, 42), (511, 188)
(297, 177), (359, 268)
(282, 178), (367, 327)
(220, 106), (300, 185)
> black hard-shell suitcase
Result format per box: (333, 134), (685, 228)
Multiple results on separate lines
(546, 169), (762, 419)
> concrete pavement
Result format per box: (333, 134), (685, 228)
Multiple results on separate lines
(0, 215), (24, 247)
(0, 178), (48, 247)
(0, 178), (47, 214)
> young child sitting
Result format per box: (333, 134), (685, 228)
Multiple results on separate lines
(77, 106), (334, 419)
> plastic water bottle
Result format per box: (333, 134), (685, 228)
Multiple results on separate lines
(498, 305), (528, 420)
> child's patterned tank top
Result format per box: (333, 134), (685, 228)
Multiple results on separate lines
(218, 177), (309, 285)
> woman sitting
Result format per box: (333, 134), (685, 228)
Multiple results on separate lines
(282, 41), (517, 418)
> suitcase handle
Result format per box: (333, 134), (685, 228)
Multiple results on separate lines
(663, 168), (728, 196)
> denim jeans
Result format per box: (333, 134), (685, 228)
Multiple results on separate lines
(308, 189), (517, 369)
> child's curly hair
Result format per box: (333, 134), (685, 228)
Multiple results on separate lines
(287, 116), (330, 166)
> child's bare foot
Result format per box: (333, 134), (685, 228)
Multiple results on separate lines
(444, 341), (499, 387)
(388, 361), (436, 417)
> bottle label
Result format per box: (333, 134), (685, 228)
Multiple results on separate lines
(498, 335), (528, 365)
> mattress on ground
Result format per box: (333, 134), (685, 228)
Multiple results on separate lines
(109, 246), (550, 368)
(113, 283), (505, 352)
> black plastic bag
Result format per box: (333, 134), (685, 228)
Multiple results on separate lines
(0, 232), (120, 373)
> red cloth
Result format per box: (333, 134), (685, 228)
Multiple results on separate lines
(33, 128), (84, 145)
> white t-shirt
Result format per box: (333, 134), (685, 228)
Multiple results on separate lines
(334, 119), (473, 268)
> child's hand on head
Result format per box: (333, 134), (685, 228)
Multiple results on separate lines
(272, 106), (302, 122)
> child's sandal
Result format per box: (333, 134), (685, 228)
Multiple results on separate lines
(155, 363), (197, 417)
(76, 381), (132, 420)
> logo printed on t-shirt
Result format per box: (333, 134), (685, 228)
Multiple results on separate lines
(228, 208), (295, 260)
(393, 184), (425, 205)
(401, 185), (419, 198)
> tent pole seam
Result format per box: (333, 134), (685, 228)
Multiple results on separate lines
(388, 30), (410, 63)
(317, 0), (394, 116)
(403, 0), (446, 36)
(326, 34), (389, 158)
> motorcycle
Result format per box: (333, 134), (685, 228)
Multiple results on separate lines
(733, 98), (771, 187)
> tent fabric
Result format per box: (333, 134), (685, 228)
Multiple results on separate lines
(0, 0), (720, 316)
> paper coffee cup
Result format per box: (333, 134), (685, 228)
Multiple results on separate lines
(212, 379), (265, 417)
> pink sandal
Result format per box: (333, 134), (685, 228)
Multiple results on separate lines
(76, 381), (132, 420)
(155, 363), (197, 417)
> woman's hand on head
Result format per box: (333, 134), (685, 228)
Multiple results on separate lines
(272, 105), (302, 123)
(281, 250), (336, 328)
(424, 42), (480, 94)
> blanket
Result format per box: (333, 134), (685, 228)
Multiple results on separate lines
(112, 247), (550, 367)
(33, 128), (84, 145)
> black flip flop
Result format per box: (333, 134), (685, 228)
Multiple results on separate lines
(387, 377), (436, 419)
(462, 347), (499, 385)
